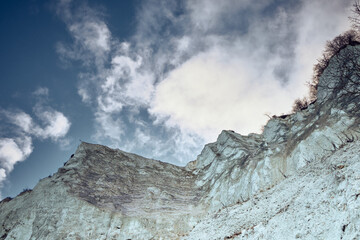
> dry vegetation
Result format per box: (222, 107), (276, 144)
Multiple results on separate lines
(292, 1), (360, 112)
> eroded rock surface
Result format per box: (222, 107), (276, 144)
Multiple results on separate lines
(64, 144), (202, 217)
(0, 144), (204, 239)
(186, 141), (360, 240)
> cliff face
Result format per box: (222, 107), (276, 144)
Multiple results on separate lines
(186, 140), (360, 240)
(1, 45), (360, 240)
(0, 145), (204, 239)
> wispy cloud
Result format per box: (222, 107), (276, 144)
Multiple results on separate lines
(0, 87), (71, 195)
(32, 87), (49, 97)
(56, 0), (111, 69)
(3, 107), (70, 141)
(55, 0), (352, 164)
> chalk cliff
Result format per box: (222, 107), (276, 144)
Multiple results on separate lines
(0, 45), (360, 239)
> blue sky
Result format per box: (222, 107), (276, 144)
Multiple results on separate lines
(0, 0), (353, 199)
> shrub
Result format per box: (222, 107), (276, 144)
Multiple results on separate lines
(292, 97), (310, 112)
(0, 197), (13, 204)
(350, 0), (360, 30)
(311, 30), (360, 100)
(18, 188), (32, 196)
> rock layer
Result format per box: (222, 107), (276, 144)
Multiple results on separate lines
(186, 141), (360, 239)
(1, 145), (203, 239)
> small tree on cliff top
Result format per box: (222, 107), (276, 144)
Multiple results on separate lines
(292, 3), (360, 113)
(310, 29), (360, 100)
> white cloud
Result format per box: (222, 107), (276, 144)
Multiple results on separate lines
(78, 86), (91, 103)
(33, 109), (71, 140)
(3, 107), (71, 141)
(95, 54), (154, 115)
(0, 137), (32, 173)
(0, 169), (6, 182)
(150, 38), (308, 139)
(0, 90), (71, 195)
(57, 137), (72, 150)
(93, 111), (124, 144)
(55, 0), (353, 164)
(185, 0), (267, 32)
(0, 168), (6, 199)
(150, 49), (293, 141)
(6, 111), (34, 133)
(56, 0), (111, 69)
(120, 125), (203, 165)
(33, 87), (49, 97)
(70, 21), (110, 52)
(150, 0), (352, 142)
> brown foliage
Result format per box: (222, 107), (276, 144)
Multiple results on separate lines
(309, 1), (360, 101)
(350, 0), (360, 30)
(292, 97), (310, 112)
(292, 3), (360, 113)
(311, 30), (360, 100)
(18, 188), (32, 197)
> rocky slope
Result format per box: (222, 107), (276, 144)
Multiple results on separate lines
(0, 45), (360, 239)
(186, 140), (360, 240)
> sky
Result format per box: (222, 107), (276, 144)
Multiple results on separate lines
(0, 0), (353, 199)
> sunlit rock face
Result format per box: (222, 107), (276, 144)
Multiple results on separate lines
(1, 45), (360, 239)
(0, 144), (203, 239)
(186, 141), (360, 240)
